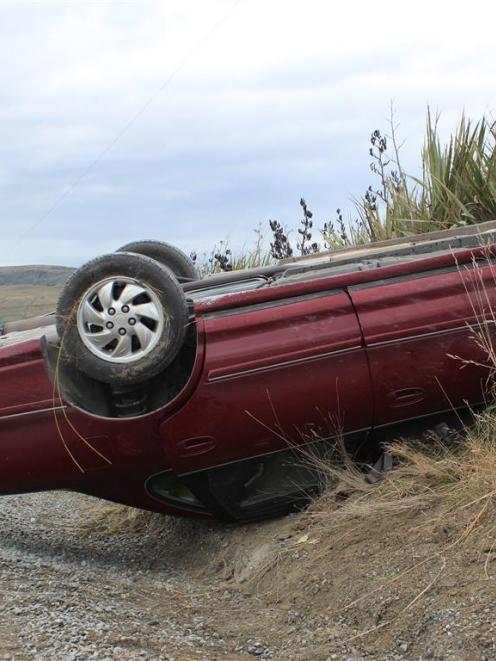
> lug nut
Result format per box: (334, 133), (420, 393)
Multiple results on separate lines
(128, 318), (136, 326)
(106, 321), (114, 329)
(118, 328), (127, 336)
(108, 307), (116, 316)
(121, 305), (130, 313)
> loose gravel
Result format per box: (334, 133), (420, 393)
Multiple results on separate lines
(0, 491), (248, 660)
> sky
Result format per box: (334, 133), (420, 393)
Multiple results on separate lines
(0, 0), (494, 266)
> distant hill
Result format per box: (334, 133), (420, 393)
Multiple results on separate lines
(0, 265), (74, 286)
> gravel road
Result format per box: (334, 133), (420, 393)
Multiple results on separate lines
(0, 491), (259, 660)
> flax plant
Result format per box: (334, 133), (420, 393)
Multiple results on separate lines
(194, 108), (496, 271)
(374, 110), (496, 237)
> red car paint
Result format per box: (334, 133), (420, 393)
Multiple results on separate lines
(1, 237), (495, 519)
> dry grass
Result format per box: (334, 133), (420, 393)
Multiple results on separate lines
(80, 502), (158, 534)
(214, 414), (496, 657)
(0, 284), (60, 322)
(309, 412), (496, 544)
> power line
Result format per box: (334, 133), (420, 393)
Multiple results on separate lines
(17, 0), (243, 242)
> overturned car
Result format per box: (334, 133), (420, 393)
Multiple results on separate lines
(1, 224), (496, 522)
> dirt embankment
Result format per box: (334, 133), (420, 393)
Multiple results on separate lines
(1, 463), (495, 660)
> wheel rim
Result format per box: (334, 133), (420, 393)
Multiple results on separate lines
(76, 277), (165, 364)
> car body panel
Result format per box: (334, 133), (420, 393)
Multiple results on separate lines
(349, 261), (495, 426)
(0, 339), (54, 414)
(160, 290), (372, 475)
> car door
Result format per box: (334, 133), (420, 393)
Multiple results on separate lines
(161, 288), (373, 475)
(348, 260), (496, 430)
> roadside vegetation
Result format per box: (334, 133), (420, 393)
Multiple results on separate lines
(196, 107), (496, 274)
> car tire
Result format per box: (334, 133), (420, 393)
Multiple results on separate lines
(116, 240), (198, 281)
(56, 252), (188, 386)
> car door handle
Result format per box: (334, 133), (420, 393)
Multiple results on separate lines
(178, 436), (216, 457)
(390, 387), (425, 406)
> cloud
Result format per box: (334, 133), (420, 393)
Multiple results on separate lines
(0, 0), (494, 266)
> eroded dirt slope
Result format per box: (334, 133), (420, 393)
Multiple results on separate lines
(1, 487), (495, 660)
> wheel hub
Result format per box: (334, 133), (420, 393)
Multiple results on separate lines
(76, 276), (165, 364)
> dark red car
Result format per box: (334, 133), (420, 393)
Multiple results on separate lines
(1, 224), (495, 521)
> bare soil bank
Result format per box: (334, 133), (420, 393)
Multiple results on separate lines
(1, 486), (494, 660)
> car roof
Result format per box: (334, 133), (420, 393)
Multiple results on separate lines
(184, 220), (496, 301)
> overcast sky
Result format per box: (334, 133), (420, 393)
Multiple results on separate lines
(0, 0), (494, 266)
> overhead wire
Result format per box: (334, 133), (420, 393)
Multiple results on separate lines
(15, 0), (243, 243)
